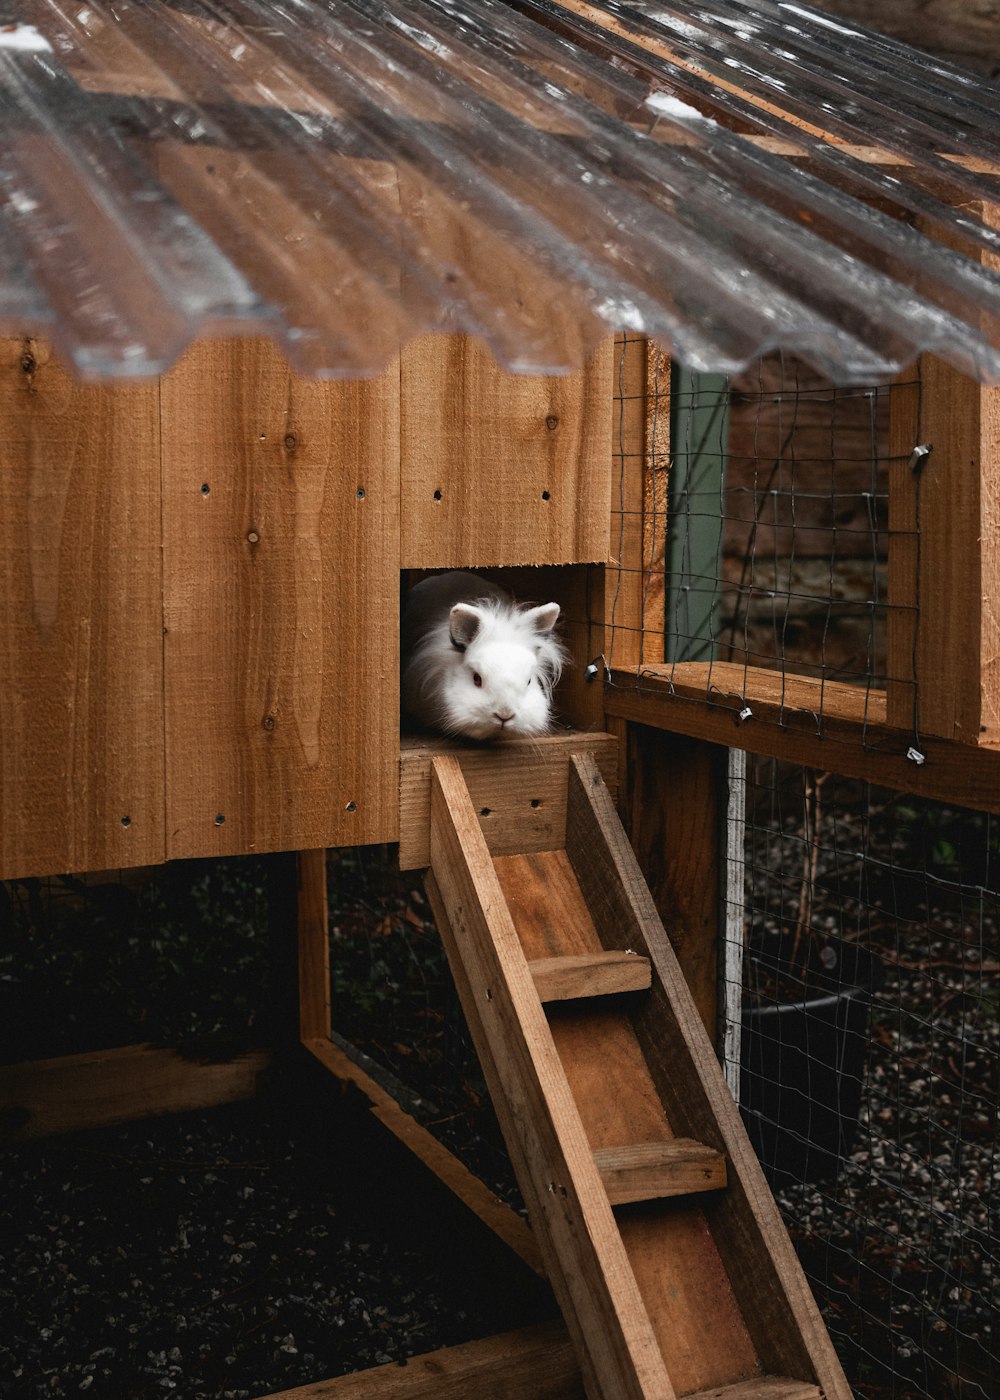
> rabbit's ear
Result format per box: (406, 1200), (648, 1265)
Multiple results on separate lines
(449, 603), (484, 651)
(523, 602), (560, 634)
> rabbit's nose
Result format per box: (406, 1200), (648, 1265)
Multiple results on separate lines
(494, 711), (515, 725)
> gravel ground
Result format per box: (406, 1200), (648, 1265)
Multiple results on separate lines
(2, 785), (997, 1400)
(743, 767), (999, 1399)
(0, 1081), (547, 1400)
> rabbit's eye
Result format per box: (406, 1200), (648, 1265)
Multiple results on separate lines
(473, 672), (483, 688)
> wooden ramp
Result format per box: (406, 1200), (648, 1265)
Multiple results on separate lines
(426, 749), (851, 1400)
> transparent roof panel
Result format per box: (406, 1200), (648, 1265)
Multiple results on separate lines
(2, 0), (1000, 381)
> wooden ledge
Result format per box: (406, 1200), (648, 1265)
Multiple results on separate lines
(529, 950), (652, 1003)
(255, 1320), (583, 1399)
(606, 663), (1000, 813)
(399, 730), (618, 869)
(595, 1140), (727, 1205)
(0, 1044), (270, 1142)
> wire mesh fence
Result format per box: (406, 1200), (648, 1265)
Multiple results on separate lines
(737, 761), (998, 1400)
(608, 338), (999, 1399)
(607, 334), (919, 735)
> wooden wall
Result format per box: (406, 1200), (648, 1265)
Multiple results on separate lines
(0, 339), (165, 877)
(0, 333), (613, 880)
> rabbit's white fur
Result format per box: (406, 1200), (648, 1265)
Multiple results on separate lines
(402, 571), (567, 741)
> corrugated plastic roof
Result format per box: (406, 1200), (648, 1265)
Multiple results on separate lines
(2, 0), (1000, 381)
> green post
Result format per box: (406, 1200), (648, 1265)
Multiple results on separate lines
(665, 366), (729, 663)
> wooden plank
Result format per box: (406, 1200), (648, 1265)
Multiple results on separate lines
(428, 757), (675, 1400)
(594, 1140), (727, 1204)
(399, 333), (612, 569)
(255, 1321), (584, 1400)
(399, 731), (618, 870)
(564, 752), (852, 1399)
(495, 851), (760, 1396)
(886, 372), (920, 733)
(886, 208), (1000, 743)
(302, 1035), (542, 1276)
(0, 1043), (269, 1141)
(494, 851), (673, 1148)
(687, 1383), (819, 1400)
(0, 338), (165, 880)
(161, 337), (399, 859)
(607, 333), (649, 670)
(643, 345), (669, 655)
(617, 726), (724, 1041)
(721, 749), (748, 1102)
(529, 951), (652, 1003)
(298, 850), (330, 1043)
(605, 664), (1000, 813)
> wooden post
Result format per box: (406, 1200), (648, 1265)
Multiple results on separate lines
(887, 203), (1000, 744)
(616, 726), (732, 1046)
(297, 848), (330, 1043)
(606, 335), (668, 671)
(0, 338), (165, 879)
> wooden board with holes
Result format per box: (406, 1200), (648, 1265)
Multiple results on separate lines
(399, 332), (613, 569)
(399, 731), (618, 869)
(161, 336), (400, 858)
(606, 663), (1000, 813)
(0, 338), (165, 879)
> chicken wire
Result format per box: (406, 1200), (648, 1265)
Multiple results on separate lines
(607, 338), (999, 1398)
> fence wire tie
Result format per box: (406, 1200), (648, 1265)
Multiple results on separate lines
(585, 654), (610, 684)
(906, 746), (926, 765)
(908, 443), (932, 474)
(738, 705), (753, 723)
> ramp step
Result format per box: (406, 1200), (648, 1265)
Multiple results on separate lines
(529, 949), (652, 1002)
(687, 1377), (822, 1400)
(427, 748), (852, 1400)
(595, 1139), (727, 1204)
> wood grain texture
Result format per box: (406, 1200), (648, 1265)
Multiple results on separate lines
(886, 216), (1000, 743)
(0, 1043), (269, 1141)
(564, 753), (852, 1399)
(494, 850), (758, 1397)
(399, 334), (612, 568)
(607, 334), (651, 670)
(429, 758), (674, 1400)
(254, 1321), (584, 1400)
(886, 372), (920, 733)
(161, 337), (399, 859)
(607, 664), (1000, 814)
(594, 1140), (727, 1204)
(399, 731), (618, 870)
(619, 726), (724, 1041)
(684, 1382), (819, 1400)
(529, 951), (652, 1003)
(297, 849), (330, 1043)
(0, 339), (165, 880)
(302, 1036), (542, 1276)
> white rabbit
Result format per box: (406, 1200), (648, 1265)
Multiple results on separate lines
(401, 571), (567, 741)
